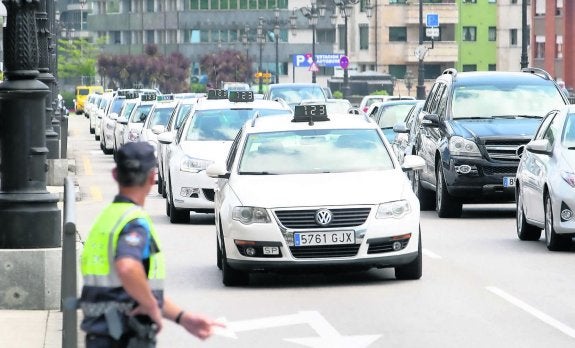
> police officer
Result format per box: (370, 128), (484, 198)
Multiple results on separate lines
(80, 142), (223, 347)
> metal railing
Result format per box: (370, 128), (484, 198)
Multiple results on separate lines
(62, 176), (78, 348)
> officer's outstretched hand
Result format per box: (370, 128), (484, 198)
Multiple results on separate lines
(179, 312), (225, 340)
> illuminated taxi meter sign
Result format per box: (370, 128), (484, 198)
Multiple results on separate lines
(293, 104), (329, 125)
(140, 93), (156, 102)
(228, 91), (254, 103)
(156, 94), (174, 102)
(123, 91), (140, 100)
(207, 89), (228, 100)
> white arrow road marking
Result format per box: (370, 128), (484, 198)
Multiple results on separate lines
(214, 311), (382, 347)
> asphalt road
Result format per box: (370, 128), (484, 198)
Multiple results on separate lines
(68, 114), (575, 348)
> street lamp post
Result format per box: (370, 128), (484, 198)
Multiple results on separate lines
(274, 8), (280, 84)
(520, 0), (528, 69)
(257, 17), (264, 94)
(242, 25), (249, 83)
(404, 70), (414, 96)
(332, 0), (372, 99)
(416, 0), (426, 100)
(290, 0), (326, 84)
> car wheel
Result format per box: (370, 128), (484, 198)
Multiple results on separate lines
(89, 126), (95, 134)
(157, 172), (163, 195)
(221, 234), (249, 287)
(544, 194), (571, 251)
(395, 230), (422, 280)
(516, 188), (541, 241)
(168, 177), (190, 224)
(436, 166), (462, 218)
(162, 181), (167, 199)
(165, 196), (170, 217)
(413, 170), (435, 211)
(216, 219), (223, 270)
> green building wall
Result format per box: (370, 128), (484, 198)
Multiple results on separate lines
(456, 0), (497, 72)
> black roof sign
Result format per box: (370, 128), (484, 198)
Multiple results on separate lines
(208, 89), (228, 100)
(228, 90), (254, 102)
(141, 93), (156, 102)
(293, 105), (329, 124)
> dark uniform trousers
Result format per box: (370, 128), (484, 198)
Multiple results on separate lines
(85, 333), (135, 348)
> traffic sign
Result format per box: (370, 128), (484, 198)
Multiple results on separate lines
(426, 13), (439, 27)
(426, 27), (439, 38)
(293, 54), (346, 68)
(309, 62), (319, 73)
(339, 55), (349, 69)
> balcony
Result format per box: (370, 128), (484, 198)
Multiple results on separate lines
(403, 1), (459, 25)
(406, 41), (458, 63)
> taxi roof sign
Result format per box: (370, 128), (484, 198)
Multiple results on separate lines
(228, 90), (254, 103)
(208, 89), (228, 100)
(140, 93), (156, 102)
(156, 94), (174, 101)
(293, 104), (329, 124)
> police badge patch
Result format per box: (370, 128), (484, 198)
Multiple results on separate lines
(124, 232), (142, 246)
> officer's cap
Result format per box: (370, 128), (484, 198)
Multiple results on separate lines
(116, 142), (157, 173)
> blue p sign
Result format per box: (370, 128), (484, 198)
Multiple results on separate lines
(426, 13), (439, 28)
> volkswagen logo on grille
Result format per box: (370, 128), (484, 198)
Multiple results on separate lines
(315, 209), (333, 226)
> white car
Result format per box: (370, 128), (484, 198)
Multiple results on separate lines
(157, 97), (201, 197)
(113, 98), (140, 157)
(206, 105), (425, 286)
(158, 91), (292, 224)
(139, 95), (178, 159)
(515, 105), (575, 251)
(120, 95), (157, 146)
(93, 92), (114, 141)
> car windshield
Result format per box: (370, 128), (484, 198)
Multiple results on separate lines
(119, 102), (137, 119)
(129, 104), (152, 123)
(270, 87), (326, 105)
(110, 99), (125, 114)
(563, 113), (575, 148)
(174, 104), (192, 129)
(452, 84), (566, 119)
(366, 98), (384, 106)
(238, 129), (393, 175)
(186, 109), (289, 141)
(147, 106), (175, 128)
(377, 104), (417, 128)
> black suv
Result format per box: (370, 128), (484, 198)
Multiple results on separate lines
(414, 68), (568, 218)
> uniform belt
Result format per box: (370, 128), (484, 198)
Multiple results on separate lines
(81, 301), (134, 317)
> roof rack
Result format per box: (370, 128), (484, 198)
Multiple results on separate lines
(521, 67), (552, 80)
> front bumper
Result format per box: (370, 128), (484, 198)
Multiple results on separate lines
(171, 170), (216, 211)
(550, 181), (575, 235)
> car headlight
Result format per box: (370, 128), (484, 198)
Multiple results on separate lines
(232, 207), (271, 224)
(561, 170), (575, 188)
(180, 156), (212, 173)
(376, 200), (411, 219)
(449, 136), (481, 157)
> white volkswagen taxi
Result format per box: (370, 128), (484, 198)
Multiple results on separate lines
(207, 104), (425, 286)
(158, 90), (292, 224)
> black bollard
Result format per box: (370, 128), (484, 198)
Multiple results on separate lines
(0, 0), (61, 249)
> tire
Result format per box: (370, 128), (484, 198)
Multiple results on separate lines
(165, 197), (170, 217)
(157, 172), (163, 195)
(544, 194), (571, 251)
(395, 231), (422, 280)
(516, 188), (541, 241)
(168, 178), (190, 224)
(89, 127), (95, 134)
(413, 169), (435, 211)
(221, 235), (249, 287)
(216, 219), (223, 270)
(436, 166), (462, 218)
(95, 134), (100, 141)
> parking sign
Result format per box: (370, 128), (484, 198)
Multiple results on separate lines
(426, 13), (439, 28)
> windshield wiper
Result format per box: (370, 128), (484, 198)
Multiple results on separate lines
(568, 147), (575, 150)
(238, 171), (276, 175)
(454, 116), (492, 120)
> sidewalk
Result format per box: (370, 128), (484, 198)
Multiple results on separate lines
(0, 310), (62, 348)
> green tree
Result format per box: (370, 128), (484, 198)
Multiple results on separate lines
(57, 37), (103, 83)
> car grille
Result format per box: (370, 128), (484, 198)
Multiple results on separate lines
(202, 189), (215, 202)
(483, 139), (529, 162)
(274, 207), (371, 229)
(289, 244), (361, 259)
(367, 240), (409, 254)
(482, 166), (518, 176)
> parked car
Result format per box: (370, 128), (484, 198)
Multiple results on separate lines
(264, 83), (328, 110)
(370, 100), (420, 143)
(392, 100), (426, 164)
(359, 95), (415, 115)
(414, 68), (569, 217)
(515, 105), (575, 251)
(206, 105), (425, 286)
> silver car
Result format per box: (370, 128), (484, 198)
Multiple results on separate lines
(516, 105), (575, 251)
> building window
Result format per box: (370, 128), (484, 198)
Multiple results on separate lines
(488, 0), (496, 3)
(488, 27), (496, 41)
(338, 25), (345, 51)
(488, 64), (496, 71)
(535, 0), (545, 16)
(556, 35), (563, 59)
(462, 64), (477, 72)
(462, 0), (477, 3)
(145, 30), (154, 44)
(510, 29), (517, 46)
(389, 27), (406, 42)
(111, 31), (121, 44)
(388, 65), (406, 79)
(146, 0), (154, 12)
(463, 26), (476, 41)
(316, 29), (335, 44)
(389, 0), (407, 3)
(511, 0), (517, 3)
(359, 25), (369, 50)
(535, 35), (545, 59)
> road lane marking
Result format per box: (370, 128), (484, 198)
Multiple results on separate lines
(215, 311), (381, 347)
(486, 286), (575, 338)
(423, 249), (442, 259)
(90, 186), (103, 202)
(82, 155), (93, 176)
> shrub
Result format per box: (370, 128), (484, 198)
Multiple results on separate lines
(332, 90), (343, 99)
(371, 90), (389, 96)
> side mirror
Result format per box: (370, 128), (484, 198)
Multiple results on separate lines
(206, 162), (230, 179)
(151, 125), (166, 135)
(525, 139), (552, 156)
(422, 113), (440, 127)
(401, 155), (425, 172)
(157, 132), (174, 145)
(109, 112), (119, 121)
(393, 122), (409, 134)
(117, 116), (129, 125)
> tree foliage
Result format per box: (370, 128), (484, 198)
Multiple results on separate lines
(97, 45), (191, 93)
(57, 38), (101, 80)
(200, 49), (252, 88)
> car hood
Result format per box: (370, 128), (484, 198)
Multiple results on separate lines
(230, 170), (410, 207)
(449, 118), (540, 139)
(180, 141), (232, 160)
